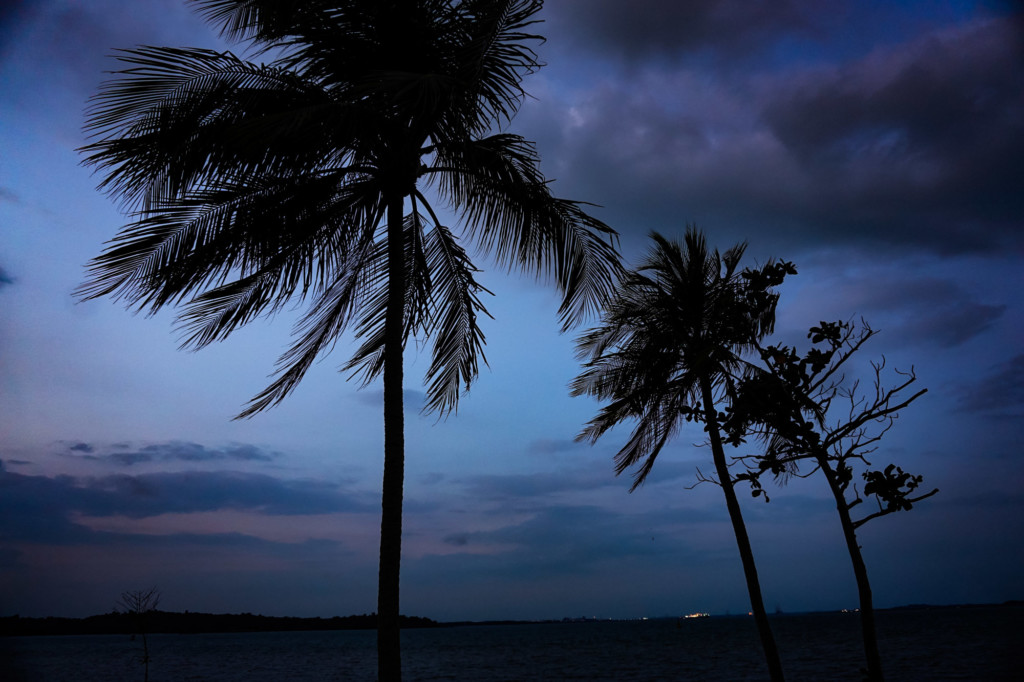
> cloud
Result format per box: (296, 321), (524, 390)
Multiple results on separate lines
(427, 505), (667, 578)
(0, 546), (22, 569)
(787, 264), (1008, 349)
(0, 467), (376, 547)
(0, 187), (20, 204)
(544, 0), (830, 63)
(4, 0), (216, 98)
(0, 0), (34, 58)
(418, 472), (445, 485)
(760, 17), (1024, 252)
(526, 438), (584, 455)
(842, 275), (1006, 348)
(899, 301), (1007, 348)
(453, 457), (717, 502)
(414, 502), (729, 591)
(353, 388), (427, 413)
(459, 470), (613, 500)
(522, 13), (1023, 258)
(63, 441), (279, 466)
(956, 354), (1024, 414)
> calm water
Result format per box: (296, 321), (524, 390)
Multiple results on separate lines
(2, 606), (1020, 681)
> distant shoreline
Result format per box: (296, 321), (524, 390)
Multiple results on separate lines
(3, 601), (1020, 637)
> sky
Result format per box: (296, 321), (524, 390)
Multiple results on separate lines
(1, 1), (1022, 622)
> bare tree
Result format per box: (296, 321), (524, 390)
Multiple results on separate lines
(726, 321), (937, 681)
(118, 587), (161, 682)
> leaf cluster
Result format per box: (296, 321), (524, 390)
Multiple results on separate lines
(862, 464), (925, 513)
(726, 320), (937, 524)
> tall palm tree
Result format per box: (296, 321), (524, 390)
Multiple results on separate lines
(78, 1), (620, 678)
(571, 228), (791, 682)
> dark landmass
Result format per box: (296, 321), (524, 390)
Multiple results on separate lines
(3, 600), (1019, 637)
(0, 611), (437, 637)
(880, 600), (1023, 612)
(447, 600), (1024, 627)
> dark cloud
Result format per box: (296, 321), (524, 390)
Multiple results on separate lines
(761, 18), (1024, 252)
(147, 442), (277, 462)
(408, 532), (743, 620)
(0, 0), (34, 58)
(4, 0), (216, 93)
(0, 468), (375, 545)
(629, 459), (710, 488)
(446, 455), (710, 508)
(956, 354), (1024, 414)
(458, 469), (617, 501)
(766, 21), (1023, 163)
(443, 533), (468, 547)
(64, 441), (279, 466)
(522, 13), (1023, 258)
(526, 438), (584, 455)
(466, 505), (666, 563)
(428, 506), (667, 577)
(0, 0), (31, 26)
(838, 275), (1007, 348)
(107, 452), (154, 465)
(943, 489), (1024, 511)
(353, 388), (427, 412)
(414, 503), (728, 603)
(0, 470), (100, 545)
(544, 0), (830, 63)
(0, 545), (22, 569)
(900, 301), (1007, 348)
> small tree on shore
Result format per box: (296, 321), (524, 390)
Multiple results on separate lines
(118, 587), (161, 682)
(725, 321), (938, 681)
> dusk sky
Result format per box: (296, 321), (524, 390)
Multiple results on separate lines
(2, 1), (1022, 622)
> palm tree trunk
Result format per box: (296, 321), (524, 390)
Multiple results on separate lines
(378, 192), (406, 681)
(819, 456), (884, 681)
(700, 375), (785, 682)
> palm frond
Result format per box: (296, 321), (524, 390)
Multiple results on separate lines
(436, 0), (544, 137)
(78, 170), (378, 318)
(420, 221), (492, 415)
(82, 45), (382, 217)
(342, 209), (440, 386)
(429, 133), (621, 330)
(236, 217), (383, 419)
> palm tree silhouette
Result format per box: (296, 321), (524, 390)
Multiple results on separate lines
(78, 2), (620, 678)
(571, 228), (789, 682)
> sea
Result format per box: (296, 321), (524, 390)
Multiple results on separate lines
(2, 605), (1020, 681)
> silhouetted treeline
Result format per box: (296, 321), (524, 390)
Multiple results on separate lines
(0, 611), (438, 637)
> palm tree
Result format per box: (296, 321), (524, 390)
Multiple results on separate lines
(571, 228), (791, 682)
(78, 2), (620, 678)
